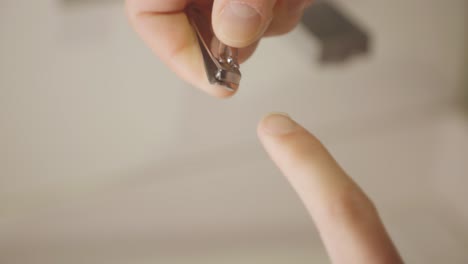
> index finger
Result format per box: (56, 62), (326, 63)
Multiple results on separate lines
(257, 113), (403, 264)
(125, 0), (234, 98)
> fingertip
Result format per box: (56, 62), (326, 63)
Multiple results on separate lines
(208, 84), (238, 99)
(258, 112), (333, 176)
(258, 112), (300, 138)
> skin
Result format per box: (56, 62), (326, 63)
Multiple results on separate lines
(258, 113), (403, 264)
(126, 0), (313, 97)
(126, 1), (403, 263)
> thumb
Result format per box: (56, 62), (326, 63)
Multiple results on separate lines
(212, 0), (276, 47)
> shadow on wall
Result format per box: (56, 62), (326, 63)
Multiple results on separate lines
(301, 1), (371, 64)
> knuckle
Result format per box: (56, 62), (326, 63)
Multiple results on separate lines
(323, 184), (378, 224)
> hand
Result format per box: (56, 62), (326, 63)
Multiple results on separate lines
(126, 0), (313, 98)
(257, 113), (403, 264)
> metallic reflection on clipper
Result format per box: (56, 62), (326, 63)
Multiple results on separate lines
(187, 6), (242, 91)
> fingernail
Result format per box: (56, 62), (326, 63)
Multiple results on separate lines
(218, 2), (263, 46)
(262, 113), (299, 136)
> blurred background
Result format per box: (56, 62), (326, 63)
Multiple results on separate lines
(1, 0), (467, 263)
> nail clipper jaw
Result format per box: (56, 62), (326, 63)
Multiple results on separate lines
(215, 65), (241, 91)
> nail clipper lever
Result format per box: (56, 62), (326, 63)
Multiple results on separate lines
(187, 6), (242, 91)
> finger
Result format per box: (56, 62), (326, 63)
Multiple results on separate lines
(238, 41), (260, 63)
(258, 113), (403, 264)
(212, 0), (277, 47)
(264, 0), (313, 36)
(126, 0), (235, 98)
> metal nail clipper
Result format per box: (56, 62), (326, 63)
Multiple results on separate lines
(187, 5), (242, 91)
